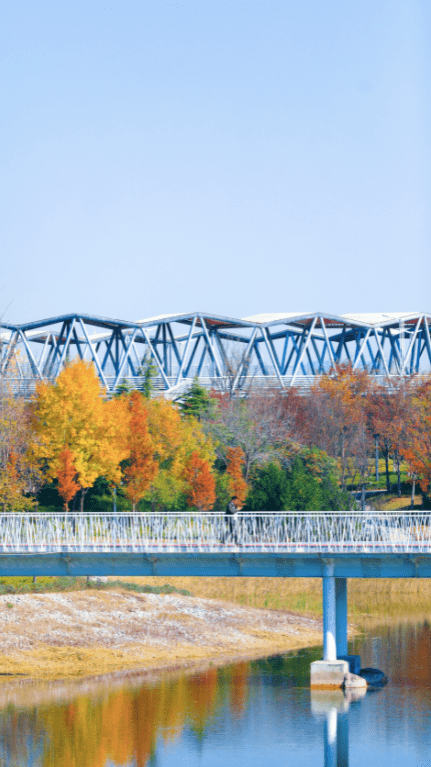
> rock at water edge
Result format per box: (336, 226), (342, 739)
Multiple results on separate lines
(343, 672), (367, 690)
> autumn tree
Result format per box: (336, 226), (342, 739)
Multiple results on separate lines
(183, 451), (216, 511)
(0, 352), (40, 511)
(225, 447), (248, 507)
(122, 390), (158, 511)
(368, 377), (413, 496)
(31, 359), (130, 511)
(403, 377), (431, 502)
(56, 448), (79, 510)
(143, 398), (216, 511)
(205, 389), (294, 479)
(298, 365), (373, 493)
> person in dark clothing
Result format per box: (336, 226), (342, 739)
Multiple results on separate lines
(225, 496), (239, 544)
(226, 496), (238, 516)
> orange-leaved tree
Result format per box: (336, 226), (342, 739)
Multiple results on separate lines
(122, 391), (158, 511)
(183, 451), (216, 511)
(403, 377), (431, 499)
(0, 349), (42, 510)
(144, 398), (216, 510)
(368, 377), (413, 496)
(56, 448), (80, 510)
(307, 364), (373, 491)
(225, 447), (248, 507)
(31, 359), (131, 510)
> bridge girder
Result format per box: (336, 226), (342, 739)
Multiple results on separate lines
(1, 311), (430, 397)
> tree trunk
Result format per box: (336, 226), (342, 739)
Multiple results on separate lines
(79, 488), (88, 513)
(410, 478), (416, 510)
(375, 436), (379, 484)
(341, 431), (346, 491)
(384, 446), (390, 492)
(396, 452), (401, 497)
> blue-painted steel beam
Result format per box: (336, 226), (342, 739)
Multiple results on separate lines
(1, 552), (431, 578)
(2, 312), (430, 395)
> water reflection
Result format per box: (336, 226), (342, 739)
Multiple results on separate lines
(310, 689), (366, 766)
(1, 618), (431, 766)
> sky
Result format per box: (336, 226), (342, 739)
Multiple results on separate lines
(1, 1), (430, 325)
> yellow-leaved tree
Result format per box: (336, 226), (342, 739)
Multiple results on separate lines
(144, 398), (216, 511)
(30, 359), (130, 510)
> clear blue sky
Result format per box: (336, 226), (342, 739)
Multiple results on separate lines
(1, 1), (429, 324)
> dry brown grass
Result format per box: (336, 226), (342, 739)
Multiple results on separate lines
(0, 588), (323, 679)
(115, 576), (431, 619)
(375, 494), (421, 511)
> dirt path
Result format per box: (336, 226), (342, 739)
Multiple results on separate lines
(0, 588), (324, 679)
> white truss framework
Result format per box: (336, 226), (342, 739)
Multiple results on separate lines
(1, 513), (431, 554)
(1, 311), (430, 396)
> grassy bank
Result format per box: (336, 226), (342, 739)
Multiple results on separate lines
(0, 576), (191, 597)
(3, 575), (431, 619)
(0, 587), (323, 679)
(0, 574), (427, 680)
(115, 576), (431, 619)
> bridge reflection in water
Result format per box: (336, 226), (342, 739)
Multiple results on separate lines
(311, 688), (366, 767)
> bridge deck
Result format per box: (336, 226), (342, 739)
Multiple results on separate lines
(0, 513), (430, 577)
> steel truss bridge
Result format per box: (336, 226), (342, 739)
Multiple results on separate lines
(2, 512), (431, 578)
(1, 311), (430, 397)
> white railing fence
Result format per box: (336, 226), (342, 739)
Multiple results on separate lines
(0, 512), (430, 554)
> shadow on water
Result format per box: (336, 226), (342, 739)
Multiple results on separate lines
(1, 617), (431, 766)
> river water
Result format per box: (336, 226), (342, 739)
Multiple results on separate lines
(1, 618), (431, 767)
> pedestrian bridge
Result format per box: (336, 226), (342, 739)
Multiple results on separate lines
(3, 511), (431, 673)
(1, 511), (431, 578)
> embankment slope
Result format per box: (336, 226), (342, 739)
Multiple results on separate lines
(0, 589), (323, 679)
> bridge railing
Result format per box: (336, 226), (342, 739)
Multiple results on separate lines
(0, 512), (431, 553)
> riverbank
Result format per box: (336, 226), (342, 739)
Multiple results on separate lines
(112, 576), (431, 617)
(0, 588), (325, 679)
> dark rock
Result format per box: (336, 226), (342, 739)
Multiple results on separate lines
(360, 668), (388, 688)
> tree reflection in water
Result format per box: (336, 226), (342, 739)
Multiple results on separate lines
(0, 660), (255, 767)
(2, 620), (431, 767)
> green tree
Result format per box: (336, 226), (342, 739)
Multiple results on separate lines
(287, 459), (323, 510)
(245, 455), (348, 511)
(301, 447), (350, 510)
(137, 354), (158, 399)
(180, 378), (215, 421)
(246, 463), (291, 511)
(113, 380), (132, 397)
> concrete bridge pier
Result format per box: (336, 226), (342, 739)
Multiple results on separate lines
(335, 577), (348, 658)
(311, 565), (359, 687)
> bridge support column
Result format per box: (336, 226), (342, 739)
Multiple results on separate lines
(323, 564), (336, 661)
(335, 577), (361, 675)
(335, 578), (347, 657)
(310, 565), (349, 688)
